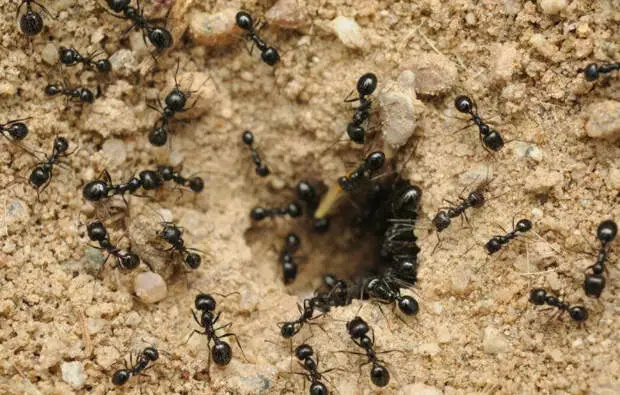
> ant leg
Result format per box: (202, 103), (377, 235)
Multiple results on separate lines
(218, 333), (248, 362)
(431, 233), (442, 255)
(16, 0), (26, 20)
(31, 0), (55, 18)
(343, 90), (360, 103)
(184, 329), (204, 345)
(190, 309), (202, 326)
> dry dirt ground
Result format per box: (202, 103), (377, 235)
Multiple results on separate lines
(0, 0), (619, 394)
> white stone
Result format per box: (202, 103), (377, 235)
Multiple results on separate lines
(512, 141), (543, 162)
(328, 16), (366, 50)
(491, 42), (518, 82)
(125, 311), (142, 327)
(524, 168), (562, 194)
(483, 326), (511, 354)
(134, 272), (168, 304)
(109, 49), (138, 77)
(402, 53), (458, 96)
(539, 0), (567, 15)
(585, 101), (620, 139)
(451, 264), (472, 295)
(61, 361), (86, 389)
(380, 90), (416, 149)
(266, 0), (308, 29)
(102, 138), (127, 166)
(190, 9), (240, 47)
(41, 43), (57, 65)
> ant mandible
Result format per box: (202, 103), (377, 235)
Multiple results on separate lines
(105, 0), (173, 51)
(584, 219), (617, 298)
(485, 218), (532, 254)
(454, 95), (504, 152)
(583, 62), (619, 81)
(16, 0), (53, 36)
(58, 47), (112, 73)
(28, 137), (72, 198)
(235, 11), (280, 66)
(112, 346), (159, 385)
(345, 73), (378, 144)
(1, 117), (30, 142)
(529, 288), (587, 322)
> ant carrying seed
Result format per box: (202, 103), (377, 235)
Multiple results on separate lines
(454, 95), (504, 152)
(157, 221), (201, 269)
(362, 275), (419, 316)
(292, 344), (332, 395)
(112, 346), (159, 386)
(281, 232), (301, 284)
(235, 11), (280, 66)
(156, 165), (204, 192)
(584, 219), (617, 298)
(44, 82), (97, 104)
(250, 202), (303, 221)
(1, 117), (30, 142)
(58, 47), (112, 73)
(341, 316), (393, 387)
(28, 136), (72, 198)
(189, 293), (246, 366)
(278, 296), (329, 339)
(338, 151), (386, 192)
(529, 288), (588, 322)
(87, 220), (145, 270)
(485, 218), (532, 254)
(16, 0), (53, 36)
(242, 130), (270, 177)
(105, 0), (173, 52)
(344, 73), (378, 144)
(583, 62), (619, 82)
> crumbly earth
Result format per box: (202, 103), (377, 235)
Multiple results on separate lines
(0, 0), (619, 394)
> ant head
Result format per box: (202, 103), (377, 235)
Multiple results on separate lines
(516, 219), (533, 233)
(287, 202), (302, 217)
(256, 164), (270, 177)
(83, 180), (109, 201)
(296, 181), (316, 203)
(189, 177), (204, 192)
(483, 130), (504, 151)
(242, 130), (254, 145)
(295, 344), (313, 360)
(370, 364), (390, 387)
(95, 59), (112, 73)
(195, 293), (216, 311)
(584, 63), (599, 81)
(111, 369), (131, 386)
(285, 232), (301, 252)
(312, 217), (329, 233)
(149, 126), (168, 146)
(568, 306), (588, 322)
(398, 295), (419, 315)
(44, 84), (61, 96)
(310, 382), (328, 395)
(467, 190), (485, 208)
(80, 89), (95, 104)
(366, 151), (386, 171)
(261, 47), (280, 66)
(528, 288), (547, 305)
(107, 0), (130, 13)
(282, 258), (298, 284)
(279, 322), (296, 338)
(357, 73), (378, 96)
(185, 253), (201, 269)
(87, 221), (107, 242)
(165, 88), (187, 113)
(20, 11), (43, 36)
(58, 47), (78, 64)
(119, 252), (140, 270)
(8, 122), (28, 140)
(29, 166), (50, 187)
(454, 95), (473, 113)
(392, 184), (422, 218)
(142, 347), (159, 361)
(346, 123), (365, 144)
(485, 237), (502, 254)
(597, 220), (617, 243)
(160, 224), (182, 244)
(211, 342), (232, 365)
(250, 206), (266, 221)
(139, 170), (163, 191)
(235, 11), (253, 31)
(53, 137), (69, 153)
(346, 316), (369, 338)
(148, 28), (173, 50)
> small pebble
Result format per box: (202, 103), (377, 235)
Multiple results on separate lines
(102, 138), (127, 166)
(584, 101), (620, 139)
(190, 9), (240, 47)
(450, 263), (472, 295)
(491, 42), (518, 82)
(402, 53), (458, 96)
(524, 167), (562, 194)
(539, 0), (567, 15)
(109, 49), (138, 76)
(512, 141), (543, 162)
(61, 361), (86, 389)
(125, 311), (142, 327)
(41, 43), (57, 65)
(608, 167), (620, 191)
(483, 326), (511, 354)
(266, 0), (308, 29)
(419, 342), (441, 356)
(134, 272), (168, 304)
(380, 90), (416, 149)
(328, 16), (366, 50)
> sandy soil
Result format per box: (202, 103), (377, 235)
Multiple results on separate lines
(0, 0), (619, 394)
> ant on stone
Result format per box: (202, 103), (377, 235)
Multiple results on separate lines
(582, 62), (619, 82)
(362, 275), (419, 316)
(16, 0), (53, 36)
(147, 61), (197, 146)
(278, 296), (329, 339)
(105, 0), (173, 52)
(529, 288), (588, 322)
(584, 219), (617, 298)
(338, 151), (386, 192)
(1, 117), (30, 142)
(291, 344), (333, 395)
(28, 137), (73, 198)
(242, 130), (269, 177)
(156, 165), (204, 192)
(281, 232), (301, 284)
(235, 11), (280, 66)
(454, 95), (504, 152)
(87, 220), (145, 270)
(44, 81), (97, 104)
(344, 73), (378, 144)
(189, 293), (247, 366)
(58, 47), (112, 73)
(156, 221), (201, 269)
(250, 202), (303, 222)
(485, 218), (532, 254)
(112, 346), (159, 386)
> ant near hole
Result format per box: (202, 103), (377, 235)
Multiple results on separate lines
(454, 95), (504, 153)
(156, 165), (204, 193)
(16, 0), (54, 36)
(242, 130), (270, 177)
(281, 232), (301, 284)
(58, 47), (112, 73)
(278, 295), (331, 339)
(584, 219), (617, 298)
(235, 11), (280, 66)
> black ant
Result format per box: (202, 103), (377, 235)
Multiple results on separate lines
(296, 181), (330, 233)
(28, 137), (72, 197)
(316, 274), (350, 307)
(82, 170), (143, 203)
(235, 11), (280, 66)
(156, 165), (204, 192)
(292, 344), (331, 395)
(87, 220), (144, 270)
(454, 95), (504, 152)
(58, 47), (112, 73)
(344, 73), (378, 144)
(583, 62), (619, 81)
(584, 219), (617, 298)
(16, 0), (53, 36)
(105, 0), (173, 51)
(147, 61), (196, 146)
(342, 316), (392, 387)
(362, 275), (419, 316)
(281, 232), (301, 284)
(1, 117), (30, 142)
(112, 346), (159, 385)
(242, 130), (269, 177)
(432, 183), (487, 234)
(529, 288), (588, 322)
(338, 151), (386, 192)
(278, 296), (329, 339)
(157, 221), (201, 269)
(189, 293), (246, 366)
(485, 218), (532, 254)
(44, 81), (96, 104)
(250, 202), (303, 221)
